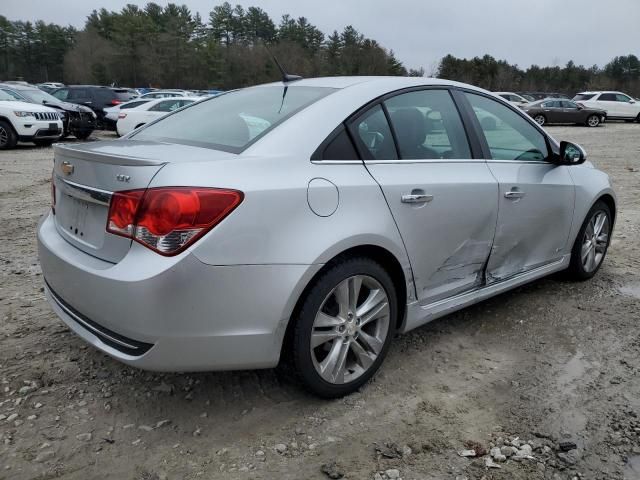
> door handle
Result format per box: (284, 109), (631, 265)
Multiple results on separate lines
(401, 193), (433, 204)
(504, 190), (526, 199)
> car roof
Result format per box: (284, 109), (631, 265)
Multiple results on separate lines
(0, 82), (36, 90)
(256, 76), (488, 93)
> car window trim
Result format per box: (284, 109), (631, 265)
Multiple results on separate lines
(310, 124), (362, 162)
(343, 86), (483, 163)
(451, 87), (557, 163)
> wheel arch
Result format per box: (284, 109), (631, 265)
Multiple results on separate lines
(279, 244), (410, 361)
(0, 115), (18, 134)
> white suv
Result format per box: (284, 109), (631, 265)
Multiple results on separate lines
(573, 91), (640, 122)
(0, 90), (63, 149)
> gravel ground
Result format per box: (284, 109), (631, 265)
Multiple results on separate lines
(0, 124), (639, 480)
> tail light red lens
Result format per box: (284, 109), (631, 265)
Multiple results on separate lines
(106, 187), (243, 255)
(111, 99), (123, 105)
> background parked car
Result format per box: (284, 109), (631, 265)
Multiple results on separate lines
(573, 91), (640, 122)
(494, 91), (531, 107)
(37, 82), (65, 93)
(0, 89), (63, 148)
(103, 98), (150, 128)
(50, 86), (133, 126)
(0, 82), (96, 139)
(116, 97), (202, 136)
(138, 90), (190, 99)
(522, 99), (606, 127)
(517, 92), (570, 101)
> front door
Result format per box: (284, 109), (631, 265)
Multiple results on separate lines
(462, 92), (575, 282)
(349, 89), (499, 304)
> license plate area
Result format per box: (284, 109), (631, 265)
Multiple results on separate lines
(56, 194), (108, 249)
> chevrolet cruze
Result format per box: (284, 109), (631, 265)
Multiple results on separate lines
(38, 77), (615, 397)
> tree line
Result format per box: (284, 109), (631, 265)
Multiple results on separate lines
(438, 54), (640, 96)
(0, 2), (407, 89)
(0, 3), (638, 96)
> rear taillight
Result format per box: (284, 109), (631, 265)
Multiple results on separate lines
(111, 99), (122, 105)
(51, 171), (56, 214)
(106, 187), (243, 255)
(118, 113), (127, 119)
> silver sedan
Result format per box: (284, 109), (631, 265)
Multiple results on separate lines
(38, 76), (615, 397)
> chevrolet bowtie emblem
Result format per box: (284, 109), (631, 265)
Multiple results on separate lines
(61, 161), (74, 175)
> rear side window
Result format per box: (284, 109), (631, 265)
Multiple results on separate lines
(121, 100), (148, 109)
(465, 92), (548, 161)
(348, 104), (398, 160)
(599, 93), (616, 101)
(384, 89), (471, 159)
(149, 99), (185, 112)
(312, 126), (359, 161)
(133, 86), (335, 153)
(69, 89), (89, 100)
(573, 94), (595, 101)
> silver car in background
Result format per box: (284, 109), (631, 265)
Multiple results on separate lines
(38, 77), (615, 397)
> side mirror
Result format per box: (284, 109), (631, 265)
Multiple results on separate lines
(558, 141), (586, 165)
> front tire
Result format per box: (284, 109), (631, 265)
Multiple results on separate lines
(74, 130), (92, 140)
(566, 200), (612, 280)
(291, 257), (397, 398)
(0, 120), (17, 149)
(586, 114), (600, 127)
(533, 114), (546, 126)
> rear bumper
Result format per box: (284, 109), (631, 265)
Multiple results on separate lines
(37, 212), (321, 371)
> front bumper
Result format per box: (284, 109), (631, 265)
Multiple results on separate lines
(37, 212), (320, 371)
(15, 119), (63, 141)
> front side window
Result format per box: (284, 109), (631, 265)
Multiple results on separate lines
(133, 86), (335, 153)
(562, 101), (579, 109)
(615, 93), (632, 102)
(465, 92), (548, 161)
(542, 101), (561, 108)
(385, 89), (471, 159)
(349, 104), (397, 160)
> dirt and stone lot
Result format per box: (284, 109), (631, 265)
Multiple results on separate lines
(1, 125), (639, 480)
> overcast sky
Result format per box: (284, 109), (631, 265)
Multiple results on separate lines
(3, 0), (639, 73)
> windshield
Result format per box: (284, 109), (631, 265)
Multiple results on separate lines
(132, 85), (336, 152)
(0, 90), (22, 101)
(17, 88), (60, 104)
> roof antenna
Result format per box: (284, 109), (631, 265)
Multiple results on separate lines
(263, 42), (302, 83)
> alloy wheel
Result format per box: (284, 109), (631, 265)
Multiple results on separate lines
(581, 210), (610, 273)
(534, 115), (545, 126)
(0, 126), (7, 147)
(310, 275), (390, 384)
(588, 115), (600, 127)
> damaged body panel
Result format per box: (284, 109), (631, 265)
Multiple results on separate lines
(366, 161), (498, 304)
(484, 161), (575, 282)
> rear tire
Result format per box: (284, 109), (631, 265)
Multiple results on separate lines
(586, 114), (600, 127)
(290, 257), (397, 398)
(0, 120), (17, 150)
(566, 200), (612, 281)
(636, 113), (640, 123)
(533, 114), (546, 126)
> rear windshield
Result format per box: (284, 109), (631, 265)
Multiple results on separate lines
(573, 94), (595, 101)
(131, 85), (336, 153)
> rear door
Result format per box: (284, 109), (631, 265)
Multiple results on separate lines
(541, 100), (564, 122)
(353, 88), (498, 304)
(460, 91), (574, 282)
(595, 93), (619, 116)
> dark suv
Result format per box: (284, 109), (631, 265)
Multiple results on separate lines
(51, 86), (134, 126)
